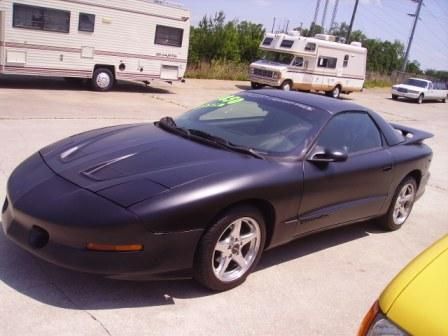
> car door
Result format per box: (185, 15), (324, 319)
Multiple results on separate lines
(296, 111), (393, 235)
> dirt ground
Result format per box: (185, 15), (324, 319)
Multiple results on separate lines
(0, 76), (447, 336)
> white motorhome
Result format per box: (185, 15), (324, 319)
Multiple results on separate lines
(249, 32), (367, 98)
(0, 0), (190, 91)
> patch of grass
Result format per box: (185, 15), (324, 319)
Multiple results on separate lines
(186, 61), (249, 81)
(364, 79), (392, 88)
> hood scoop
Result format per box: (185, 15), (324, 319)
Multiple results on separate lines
(82, 153), (137, 181)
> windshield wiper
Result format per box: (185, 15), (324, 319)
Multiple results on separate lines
(156, 118), (264, 159)
(187, 128), (265, 160)
(156, 117), (190, 137)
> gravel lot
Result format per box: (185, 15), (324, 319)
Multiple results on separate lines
(0, 76), (447, 336)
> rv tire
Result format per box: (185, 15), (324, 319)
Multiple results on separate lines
(251, 82), (262, 89)
(92, 68), (115, 92)
(326, 85), (341, 99)
(280, 80), (292, 91)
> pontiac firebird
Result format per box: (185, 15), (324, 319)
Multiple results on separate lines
(2, 90), (433, 291)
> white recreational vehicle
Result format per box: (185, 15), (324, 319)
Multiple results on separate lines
(0, 0), (190, 91)
(249, 32), (367, 98)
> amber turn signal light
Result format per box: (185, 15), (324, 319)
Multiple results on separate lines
(357, 300), (380, 336)
(86, 243), (144, 252)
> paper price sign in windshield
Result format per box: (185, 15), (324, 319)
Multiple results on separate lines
(202, 95), (244, 108)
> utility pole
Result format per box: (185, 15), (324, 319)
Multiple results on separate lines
(312, 0), (321, 26)
(402, 0), (424, 71)
(311, 0), (322, 36)
(321, 0), (330, 30)
(330, 0), (340, 33)
(346, 0), (360, 43)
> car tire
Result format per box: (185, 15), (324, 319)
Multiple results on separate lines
(417, 94), (424, 104)
(194, 206), (266, 291)
(378, 176), (417, 231)
(392, 94), (398, 100)
(251, 82), (262, 89)
(279, 80), (293, 91)
(326, 85), (341, 99)
(92, 68), (115, 92)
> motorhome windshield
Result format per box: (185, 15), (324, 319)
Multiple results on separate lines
(262, 51), (294, 65)
(404, 79), (428, 88)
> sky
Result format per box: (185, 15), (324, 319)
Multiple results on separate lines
(181, 0), (448, 71)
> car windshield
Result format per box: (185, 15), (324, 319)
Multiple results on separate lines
(173, 93), (329, 156)
(404, 79), (428, 88)
(262, 51), (295, 65)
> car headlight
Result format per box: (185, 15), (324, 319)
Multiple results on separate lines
(250, 67), (255, 74)
(273, 72), (281, 79)
(407, 90), (419, 94)
(366, 314), (407, 336)
(358, 301), (408, 336)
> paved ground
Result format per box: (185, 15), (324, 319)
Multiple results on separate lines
(0, 76), (447, 336)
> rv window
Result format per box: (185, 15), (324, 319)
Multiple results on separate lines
(79, 13), (95, 32)
(155, 25), (183, 47)
(280, 40), (294, 48)
(317, 57), (337, 69)
(13, 4), (70, 33)
(305, 43), (316, 51)
(262, 51), (295, 65)
(263, 37), (273, 46)
(292, 57), (304, 67)
(343, 55), (349, 67)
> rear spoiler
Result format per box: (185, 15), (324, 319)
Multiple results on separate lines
(391, 123), (434, 145)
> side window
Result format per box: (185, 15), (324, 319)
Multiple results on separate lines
(343, 55), (349, 67)
(292, 57), (304, 67)
(305, 42), (316, 51)
(280, 40), (294, 48)
(262, 37), (273, 46)
(79, 13), (95, 32)
(316, 112), (382, 154)
(317, 56), (337, 69)
(155, 25), (183, 47)
(13, 4), (70, 33)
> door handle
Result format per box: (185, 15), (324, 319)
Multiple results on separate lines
(382, 166), (392, 172)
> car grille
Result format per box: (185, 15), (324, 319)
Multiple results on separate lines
(253, 68), (274, 78)
(397, 88), (408, 93)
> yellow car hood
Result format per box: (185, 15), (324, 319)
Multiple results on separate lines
(379, 235), (448, 335)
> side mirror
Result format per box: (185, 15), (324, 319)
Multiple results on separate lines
(308, 147), (348, 163)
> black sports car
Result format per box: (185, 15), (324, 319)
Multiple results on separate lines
(2, 90), (433, 291)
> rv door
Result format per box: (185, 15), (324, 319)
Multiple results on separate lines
(0, 11), (4, 68)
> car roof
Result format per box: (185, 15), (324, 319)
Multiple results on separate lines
(246, 89), (404, 146)
(247, 89), (371, 115)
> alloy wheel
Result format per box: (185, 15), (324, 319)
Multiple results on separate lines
(212, 217), (261, 282)
(393, 183), (415, 226)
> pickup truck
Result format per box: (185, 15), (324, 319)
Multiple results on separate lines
(391, 78), (447, 104)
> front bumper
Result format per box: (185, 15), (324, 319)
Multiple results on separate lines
(391, 89), (420, 99)
(249, 74), (282, 87)
(2, 153), (203, 279)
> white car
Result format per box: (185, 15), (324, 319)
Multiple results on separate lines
(391, 78), (447, 104)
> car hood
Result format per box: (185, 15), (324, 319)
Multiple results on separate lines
(40, 123), (251, 207)
(379, 234), (448, 335)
